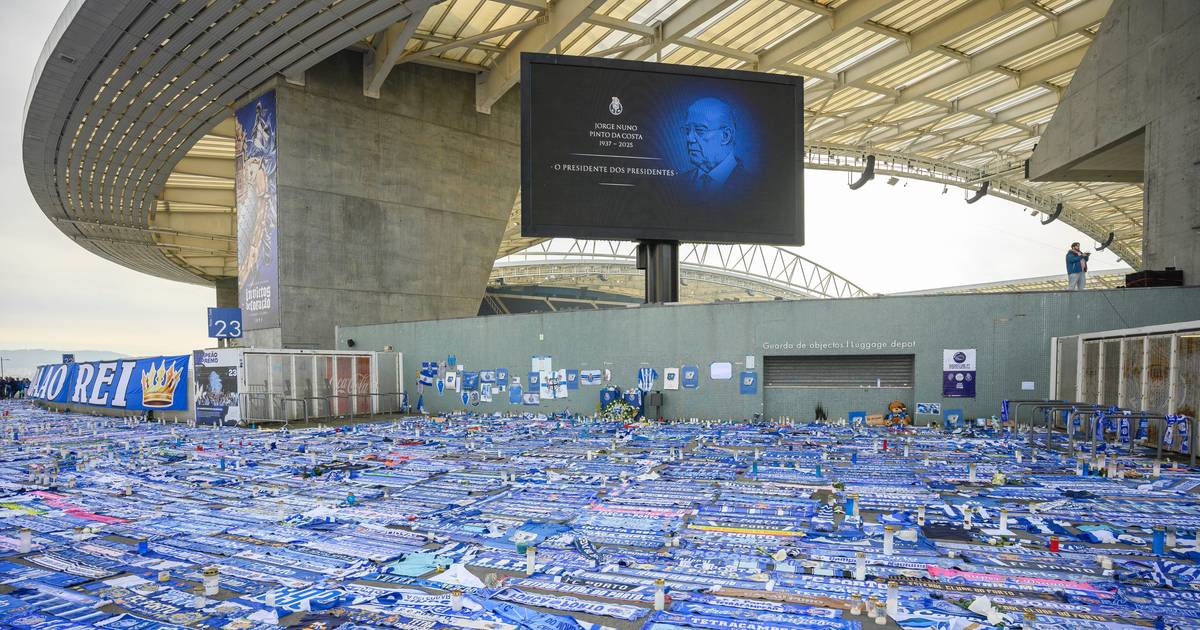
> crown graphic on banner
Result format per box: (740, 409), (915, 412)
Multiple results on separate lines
(141, 360), (183, 407)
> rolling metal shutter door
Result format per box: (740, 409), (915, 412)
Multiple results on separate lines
(763, 355), (914, 387)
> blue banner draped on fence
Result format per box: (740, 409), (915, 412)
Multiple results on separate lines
(29, 355), (191, 411)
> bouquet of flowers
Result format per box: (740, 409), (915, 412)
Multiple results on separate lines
(600, 399), (639, 422)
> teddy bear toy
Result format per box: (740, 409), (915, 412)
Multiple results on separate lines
(883, 400), (910, 427)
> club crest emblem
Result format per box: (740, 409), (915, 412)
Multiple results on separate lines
(609, 96), (623, 115)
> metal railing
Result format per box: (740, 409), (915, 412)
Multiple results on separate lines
(306, 396), (331, 418)
(236, 391), (409, 424)
(325, 394), (352, 420)
(238, 392), (273, 423)
(369, 392), (406, 413)
(1008, 398), (1197, 467)
(280, 397), (308, 427)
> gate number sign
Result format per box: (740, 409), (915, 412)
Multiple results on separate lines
(207, 307), (244, 339)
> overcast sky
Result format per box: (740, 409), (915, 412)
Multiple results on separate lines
(0, 1), (1127, 358)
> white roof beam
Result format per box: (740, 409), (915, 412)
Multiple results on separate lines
(676, 36), (757, 63)
(586, 14), (654, 37)
(401, 18), (542, 63)
(590, 37), (655, 58)
(412, 32), (508, 54)
(807, 102), (894, 138)
(905, 121), (995, 152)
(758, 0), (906, 70)
(865, 89), (1057, 148)
(618, 0), (736, 61)
(887, 0), (1108, 106)
(363, 2), (438, 98)
(940, 134), (1030, 163)
(840, 0), (1030, 86)
(891, 45), (1083, 150)
(475, 0), (608, 113)
(823, 0), (1109, 136)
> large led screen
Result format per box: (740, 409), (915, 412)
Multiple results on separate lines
(521, 54), (803, 245)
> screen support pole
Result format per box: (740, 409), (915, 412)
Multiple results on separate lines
(636, 240), (679, 304)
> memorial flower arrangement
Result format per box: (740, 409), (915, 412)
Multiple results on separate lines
(600, 399), (639, 422)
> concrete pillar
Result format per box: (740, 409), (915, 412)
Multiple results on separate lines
(1027, 1), (1200, 280)
(215, 277), (238, 308)
(242, 51), (520, 349)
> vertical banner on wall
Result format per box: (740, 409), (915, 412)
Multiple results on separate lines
(942, 349), (976, 398)
(193, 349), (241, 425)
(236, 90), (280, 330)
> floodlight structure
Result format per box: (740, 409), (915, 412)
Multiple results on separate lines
(848, 155), (876, 191)
(965, 181), (990, 204)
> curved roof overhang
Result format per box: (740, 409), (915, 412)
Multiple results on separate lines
(23, 0), (429, 284)
(24, 0), (1141, 293)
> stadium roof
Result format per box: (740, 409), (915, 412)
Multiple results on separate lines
(24, 0), (1140, 298)
(491, 239), (871, 300)
(894, 268), (1127, 294)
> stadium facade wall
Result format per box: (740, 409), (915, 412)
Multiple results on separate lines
(338, 286), (1200, 421)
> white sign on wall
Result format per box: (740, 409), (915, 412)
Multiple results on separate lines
(942, 349), (976, 371)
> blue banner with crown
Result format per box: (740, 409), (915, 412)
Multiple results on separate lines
(28, 355), (191, 411)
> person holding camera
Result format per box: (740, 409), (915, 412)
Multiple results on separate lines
(1066, 242), (1091, 290)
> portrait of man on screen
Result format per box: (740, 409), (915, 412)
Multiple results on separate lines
(680, 97), (748, 194)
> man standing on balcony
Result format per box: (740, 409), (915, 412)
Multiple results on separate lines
(1066, 242), (1091, 290)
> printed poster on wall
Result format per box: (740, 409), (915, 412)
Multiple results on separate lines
(663, 367), (680, 390)
(235, 90), (280, 330)
(193, 349), (241, 425)
(942, 349), (976, 398)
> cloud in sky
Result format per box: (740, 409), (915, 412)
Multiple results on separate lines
(0, 1), (1127, 356)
